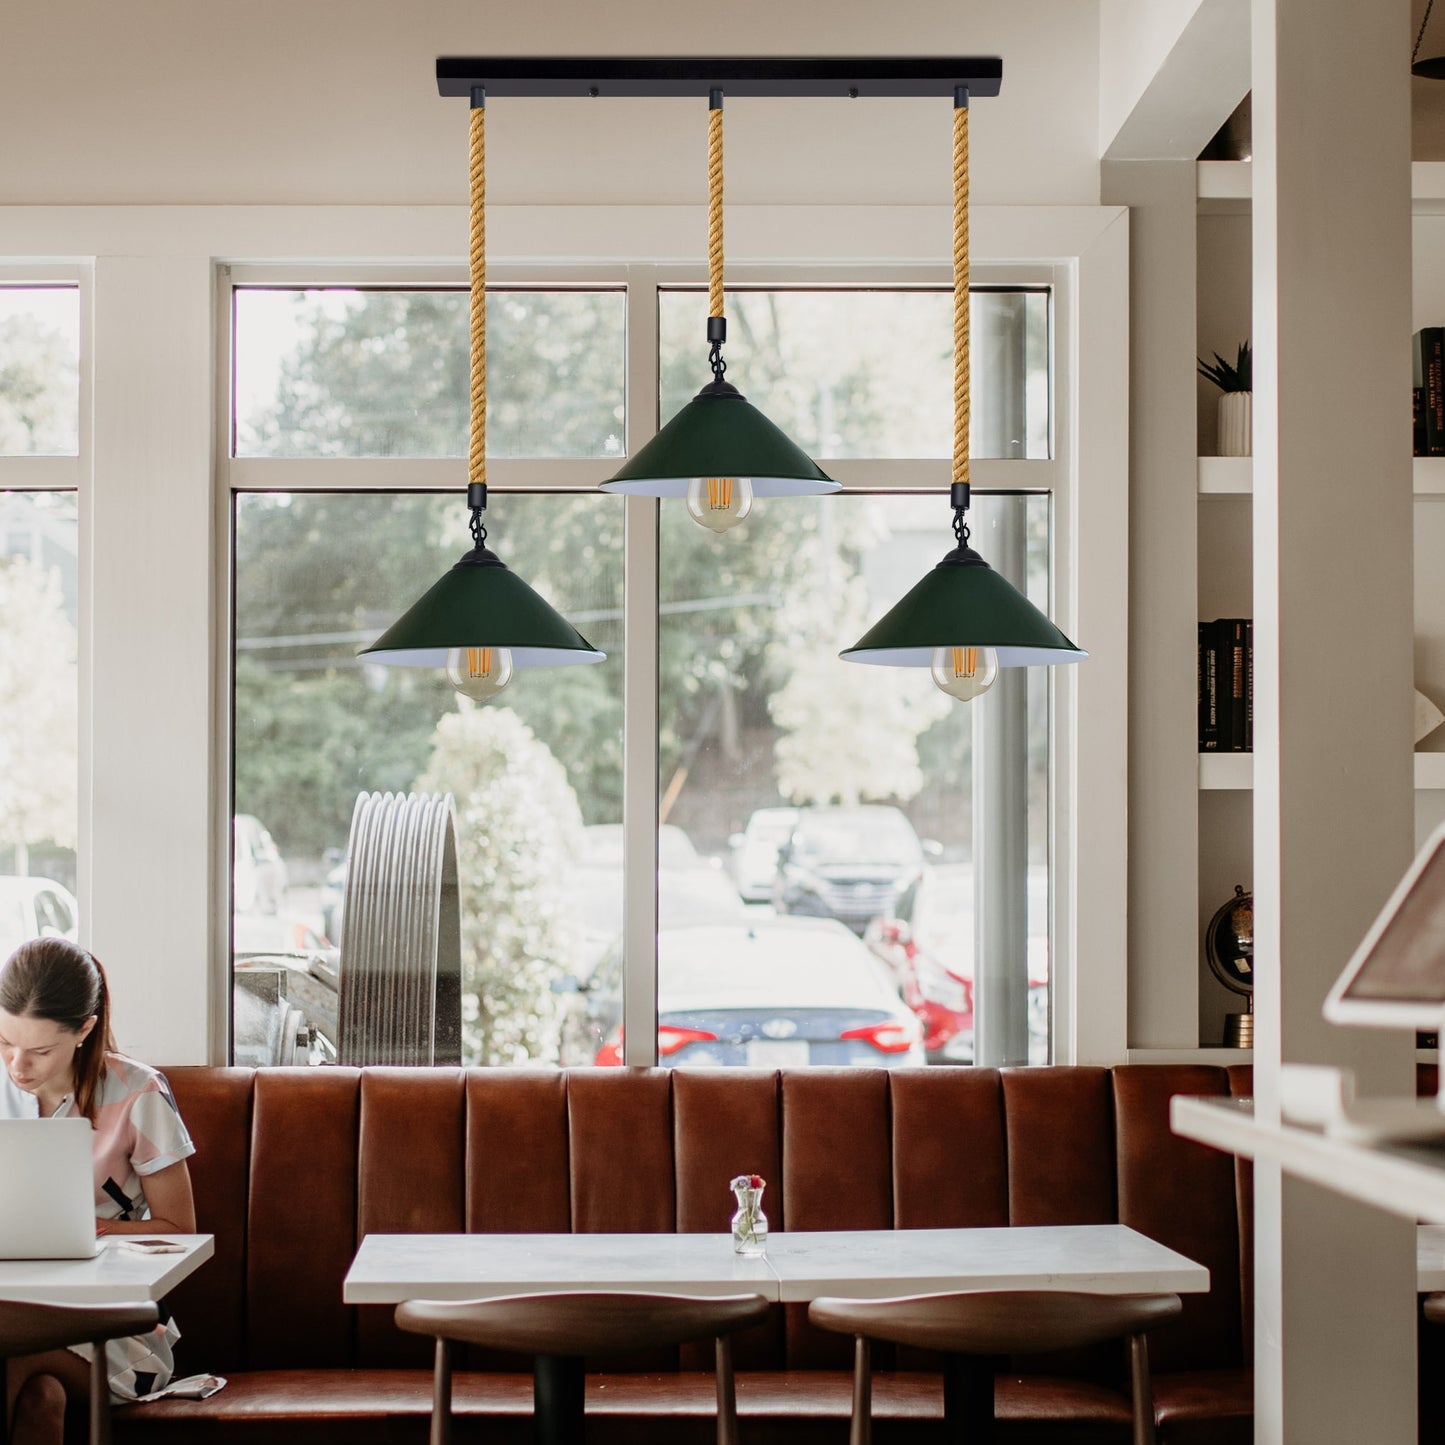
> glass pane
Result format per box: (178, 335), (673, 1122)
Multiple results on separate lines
(659, 288), (1049, 460)
(0, 491), (79, 955)
(234, 289), (626, 460)
(0, 288), (80, 457)
(233, 491), (623, 1066)
(604, 492), (1051, 1070)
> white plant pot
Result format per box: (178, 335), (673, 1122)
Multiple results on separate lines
(1217, 391), (1252, 457)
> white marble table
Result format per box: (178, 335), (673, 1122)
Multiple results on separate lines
(763, 1225), (1209, 1301)
(343, 1224), (1208, 1304)
(345, 1231), (775, 1304)
(0, 1234), (213, 1304)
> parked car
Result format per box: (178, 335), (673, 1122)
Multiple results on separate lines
(865, 865), (1050, 1064)
(727, 806), (798, 903)
(569, 823), (743, 977)
(771, 805), (934, 935)
(559, 916), (923, 1068)
(233, 814), (288, 915)
(0, 875), (79, 960)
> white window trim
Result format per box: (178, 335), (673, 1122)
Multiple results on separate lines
(0, 201), (1126, 1067)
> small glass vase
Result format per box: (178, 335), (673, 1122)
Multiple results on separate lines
(731, 1184), (768, 1256)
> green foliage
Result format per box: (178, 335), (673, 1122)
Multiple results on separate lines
(414, 705), (585, 1064)
(1198, 341), (1251, 393)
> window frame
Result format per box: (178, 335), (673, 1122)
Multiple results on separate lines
(221, 257), (1081, 1069)
(0, 268), (88, 944)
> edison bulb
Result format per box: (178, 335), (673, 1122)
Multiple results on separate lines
(686, 475), (753, 533)
(932, 645), (998, 701)
(445, 646), (513, 701)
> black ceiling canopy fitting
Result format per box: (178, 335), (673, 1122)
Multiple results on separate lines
(435, 57), (1003, 100)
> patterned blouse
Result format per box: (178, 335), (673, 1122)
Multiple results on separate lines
(0, 1051), (195, 1215)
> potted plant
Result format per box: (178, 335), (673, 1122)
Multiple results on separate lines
(1199, 341), (1252, 457)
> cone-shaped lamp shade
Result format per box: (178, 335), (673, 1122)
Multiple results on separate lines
(360, 546), (604, 668)
(840, 545), (1086, 667)
(600, 380), (839, 497)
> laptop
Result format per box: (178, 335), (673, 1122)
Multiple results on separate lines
(1293, 819), (1445, 1142)
(0, 1117), (100, 1259)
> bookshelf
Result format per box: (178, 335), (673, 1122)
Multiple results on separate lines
(1191, 162), (1445, 1046)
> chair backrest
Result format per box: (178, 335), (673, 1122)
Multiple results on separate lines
(0, 1300), (159, 1358)
(396, 1291), (771, 1357)
(808, 1291), (1183, 1356)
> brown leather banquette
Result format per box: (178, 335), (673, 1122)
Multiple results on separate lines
(114, 1064), (1257, 1444)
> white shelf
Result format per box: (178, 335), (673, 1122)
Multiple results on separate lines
(1199, 753), (1252, 790)
(1200, 753), (1445, 791)
(1172, 1095), (1445, 1224)
(1199, 161), (1445, 209)
(1197, 457), (1251, 495)
(1198, 457), (1445, 498)
(1127, 1048), (1252, 1065)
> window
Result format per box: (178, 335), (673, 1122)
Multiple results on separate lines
(228, 279), (1054, 1069)
(0, 491), (79, 904)
(0, 287), (80, 457)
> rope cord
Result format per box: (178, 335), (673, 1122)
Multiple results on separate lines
(708, 101), (725, 321)
(952, 98), (970, 489)
(468, 102), (487, 491)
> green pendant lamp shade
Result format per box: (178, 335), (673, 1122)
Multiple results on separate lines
(603, 377), (837, 498)
(840, 485), (1084, 667)
(360, 487), (604, 670)
(600, 90), (837, 520)
(841, 87), (1083, 686)
(361, 91), (603, 686)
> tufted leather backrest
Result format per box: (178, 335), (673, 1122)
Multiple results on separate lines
(158, 1064), (1251, 1379)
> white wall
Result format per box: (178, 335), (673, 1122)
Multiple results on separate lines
(0, 0), (1101, 208)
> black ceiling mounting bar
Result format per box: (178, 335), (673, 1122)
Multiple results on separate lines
(435, 57), (1002, 100)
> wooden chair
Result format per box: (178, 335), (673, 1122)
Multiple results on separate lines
(395, 1290), (771, 1445)
(1425, 1292), (1445, 1326)
(0, 1299), (158, 1445)
(808, 1290), (1183, 1445)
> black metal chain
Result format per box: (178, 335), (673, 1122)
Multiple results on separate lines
(1417, 0), (1436, 64)
(709, 337), (727, 381)
(953, 505), (970, 548)
(469, 507), (488, 549)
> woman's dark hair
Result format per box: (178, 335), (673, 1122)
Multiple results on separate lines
(0, 938), (117, 1121)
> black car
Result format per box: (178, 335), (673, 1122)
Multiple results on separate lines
(771, 804), (931, 935)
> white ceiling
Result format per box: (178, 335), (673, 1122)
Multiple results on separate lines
(0, 0), (1103, 208)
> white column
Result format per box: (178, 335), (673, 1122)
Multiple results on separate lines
(85, 254), (217, 1064)
(1251, 1), (1416, 1439)
(1101, 158), (1202, 1049)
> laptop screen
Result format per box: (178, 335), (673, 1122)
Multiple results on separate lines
(1325, 822), (1445, 1026)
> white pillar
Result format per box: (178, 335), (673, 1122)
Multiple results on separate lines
(1251, 1), (1417, 1439)
(85, 254), (218, 1064)
(1101, 158), (1202, 1050)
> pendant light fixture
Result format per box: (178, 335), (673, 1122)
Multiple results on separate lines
(599, 87), (839, 531)
(360, 87), (604, 694)
(840, 85), (1085, 697)
(1415, 0), (1445, 79)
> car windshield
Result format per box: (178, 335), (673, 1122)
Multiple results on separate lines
(793, 813), (918, 866)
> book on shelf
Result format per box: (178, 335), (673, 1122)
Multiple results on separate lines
(1414, 328), (1445, 457)
(1198, 617), (1252, 753)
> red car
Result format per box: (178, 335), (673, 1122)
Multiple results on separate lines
(865, 865), (1049, 1064)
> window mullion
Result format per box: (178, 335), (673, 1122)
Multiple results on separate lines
(621, 266), (661, 1068)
